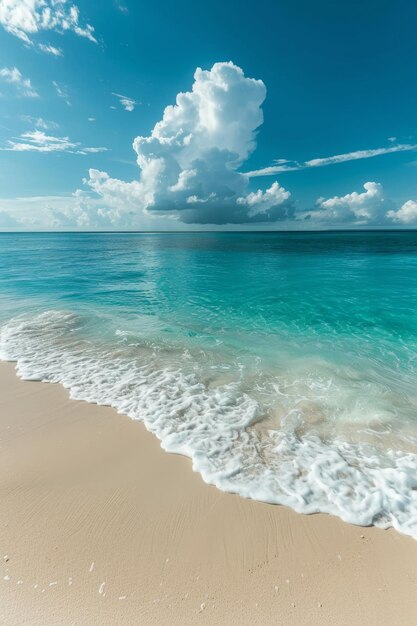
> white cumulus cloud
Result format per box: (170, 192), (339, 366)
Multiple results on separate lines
(0, 66), (38, 97)
(306, 182), (387, 224)
(87, 62), (293, 225)
(0, 0), (96, 52)
(237, 181), (293, 219)
(0, 192), (182, 230)
(387, 200), (417, 224)
(47, 190), (120, 228)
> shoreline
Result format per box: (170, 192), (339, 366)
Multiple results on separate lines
(0, 360), (417, 625)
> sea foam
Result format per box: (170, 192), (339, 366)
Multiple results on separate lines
(1, 310), (417, 539)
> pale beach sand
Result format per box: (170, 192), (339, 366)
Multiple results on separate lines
(0, 361), (417, 626)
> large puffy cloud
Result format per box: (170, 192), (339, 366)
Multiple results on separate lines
(0, 0), (96, 51)
(85, 62), (294, 225)
(305, 182), (388, 224)
(387, 200), (417, 224)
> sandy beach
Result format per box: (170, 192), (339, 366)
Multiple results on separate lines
(0, 360), (416, 625)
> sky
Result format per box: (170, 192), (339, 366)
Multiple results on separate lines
(0, 0), (417, 230)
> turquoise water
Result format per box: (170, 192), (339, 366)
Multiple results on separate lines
(1, 231), (417, 537)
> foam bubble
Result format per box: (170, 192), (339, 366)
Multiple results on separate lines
(1, 310), (417, 539)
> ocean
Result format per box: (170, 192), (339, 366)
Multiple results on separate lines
(1, 231), (417, 537)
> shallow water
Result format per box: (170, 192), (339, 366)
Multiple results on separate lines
(1, 231), (417, 537)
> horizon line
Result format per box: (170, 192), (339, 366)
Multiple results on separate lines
(2, 228), (417, 234)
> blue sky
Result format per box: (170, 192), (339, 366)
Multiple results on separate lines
(1, 0), (417, 229)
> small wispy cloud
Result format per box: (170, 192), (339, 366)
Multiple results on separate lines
(115, 1), (129, 14)
(246, 143), (417, 177)
(2, 130), (108, 155)
(20, 115), (59, 130)
(0, 66), (38, 97)
(53, 80), (71, 105)
(112, 92), (137, 112)
(305, 144), (417, 168)
(38, 44), (63, 57)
